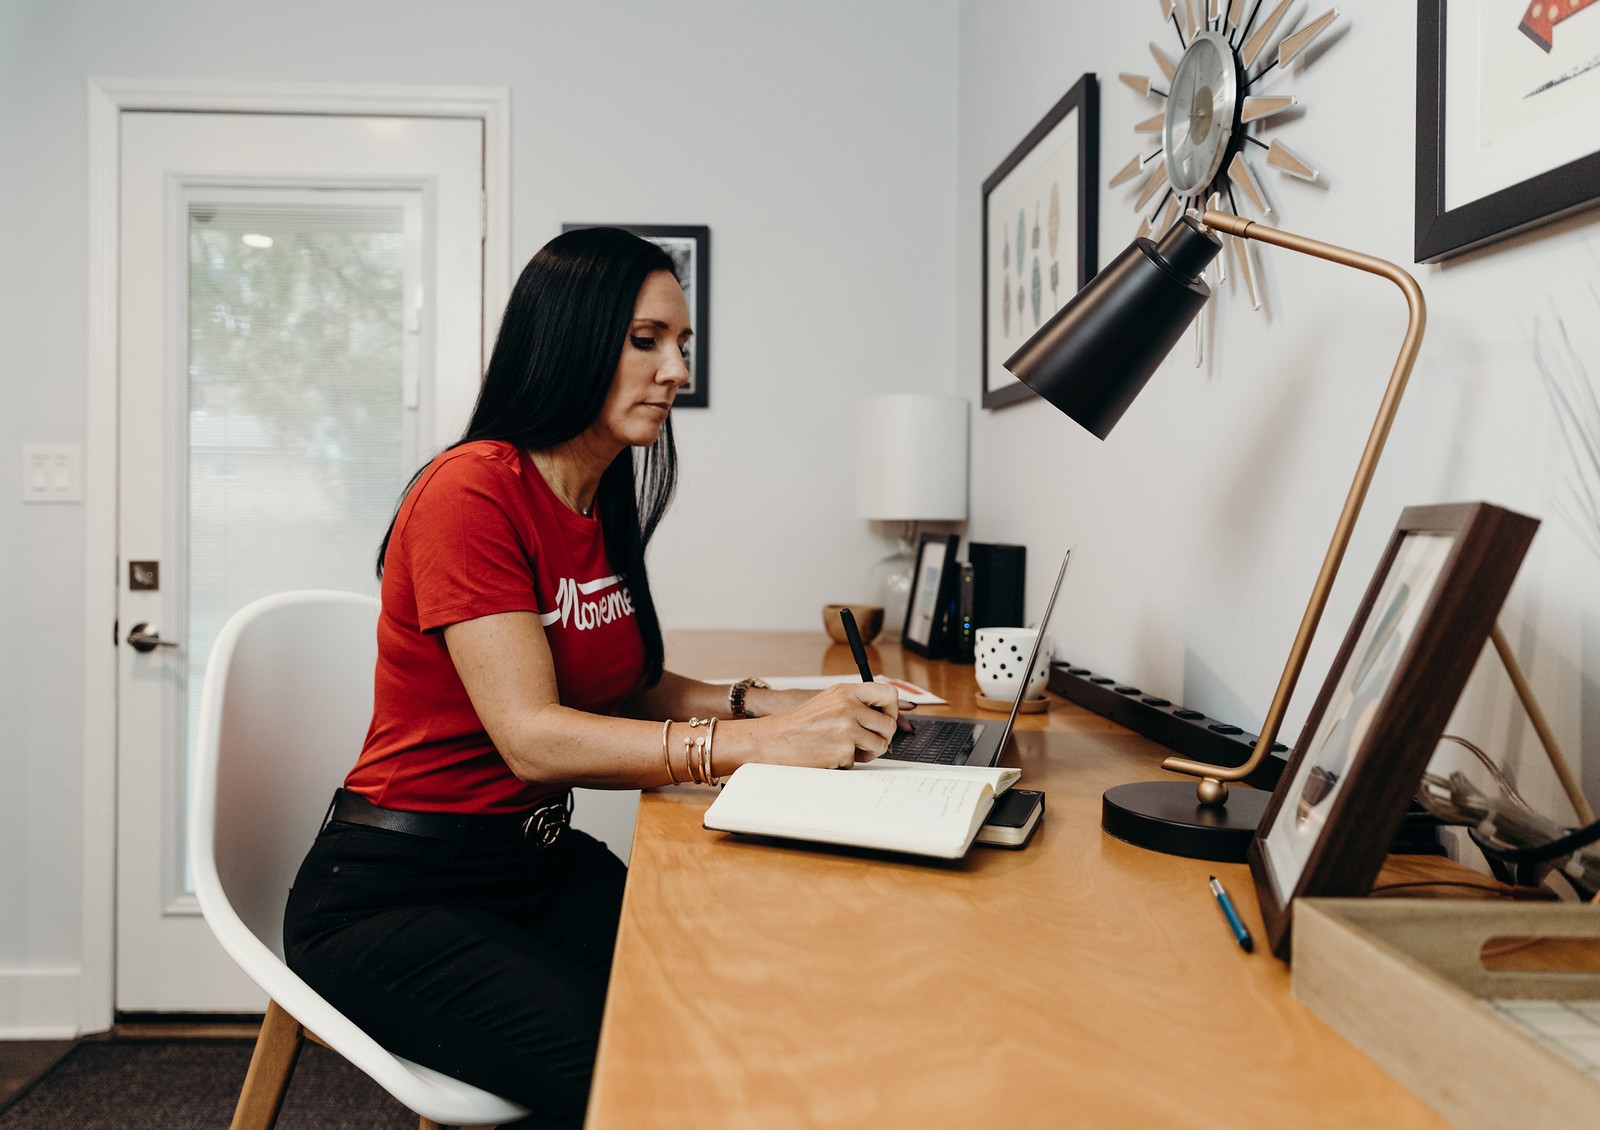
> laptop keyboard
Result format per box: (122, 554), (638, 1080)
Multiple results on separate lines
(882, 718), (977, 765)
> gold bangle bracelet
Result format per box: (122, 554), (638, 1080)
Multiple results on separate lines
(660, 719), (678, 785)
(704, 715), (719, 786)
(685, 716), (717, 785)
(683, 733), (702, 784)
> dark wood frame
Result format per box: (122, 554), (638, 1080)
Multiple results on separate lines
(1248, 502), (1539, 960)
(1416, 2), (1600, 263)
(901, 532), (959, 658)
(563, 223), (711, 407)
(981, 74), (1099, 410)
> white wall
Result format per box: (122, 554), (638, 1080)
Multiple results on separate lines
(958, 2), (1599, 826)
(1, 0), (959, 1034)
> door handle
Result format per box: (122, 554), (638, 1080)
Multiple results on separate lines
(126, 623), (179, 652)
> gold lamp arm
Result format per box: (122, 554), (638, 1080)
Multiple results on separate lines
(1161, 210), (1428, 792)
(1490, 623), (1595, 825)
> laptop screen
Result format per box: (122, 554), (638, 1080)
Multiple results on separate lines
(994, 547), (1072, 750)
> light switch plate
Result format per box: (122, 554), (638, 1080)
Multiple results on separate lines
(22, 444), (82, 503)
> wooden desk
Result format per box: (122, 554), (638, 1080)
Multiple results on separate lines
(587, 632), (1448, 1128)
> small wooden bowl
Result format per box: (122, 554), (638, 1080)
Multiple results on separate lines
(823, 603), (884, 644)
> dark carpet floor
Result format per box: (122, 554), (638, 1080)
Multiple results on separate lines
(0, 1038), (413, 1129)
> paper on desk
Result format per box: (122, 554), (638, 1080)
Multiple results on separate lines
(706, 674), (946, 705)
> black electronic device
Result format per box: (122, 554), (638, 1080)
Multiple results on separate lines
(950, 562), (976, 663)
(966, 542), (1025, 630)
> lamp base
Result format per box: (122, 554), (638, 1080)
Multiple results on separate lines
(1101, 781), (1271, 863)
(866, 548), (916, 635)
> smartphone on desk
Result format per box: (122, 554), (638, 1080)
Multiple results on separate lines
(976, 789), (1044, 849)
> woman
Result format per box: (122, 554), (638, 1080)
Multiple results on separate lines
(283, 227), (902, 1129)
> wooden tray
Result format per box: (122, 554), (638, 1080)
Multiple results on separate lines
(1292, 898), (1600, 1129)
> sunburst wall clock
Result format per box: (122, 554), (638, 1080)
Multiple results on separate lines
(1109, 0), (1340, 320)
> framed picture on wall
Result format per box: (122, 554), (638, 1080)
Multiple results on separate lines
(1247, 501), (1540, 960)
(902, 533), (959, 658)
(563, 223), (711, 407)
(1416, 1), (1600, 262)
(981, 73), (1099, 410)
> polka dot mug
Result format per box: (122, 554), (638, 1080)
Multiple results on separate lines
(974, 627), (1052, 702)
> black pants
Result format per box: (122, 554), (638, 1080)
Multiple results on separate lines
(282, 805), (627, 1129)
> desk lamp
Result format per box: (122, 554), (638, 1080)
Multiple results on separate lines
(855, 393), (970, 634)
(1005, 211), (1426, 861)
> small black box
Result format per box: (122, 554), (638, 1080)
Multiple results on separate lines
(966, 542), (1026, 630)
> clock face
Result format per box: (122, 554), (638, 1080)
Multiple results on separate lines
(1109, 0), (1340, 314)
(1163, 32), (1239, 196)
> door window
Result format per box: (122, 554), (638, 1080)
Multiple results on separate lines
(181, 192), (423, 890)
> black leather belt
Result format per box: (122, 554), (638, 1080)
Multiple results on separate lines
(327, 788), (572, 849)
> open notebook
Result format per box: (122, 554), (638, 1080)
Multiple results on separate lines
(704, 759), (1023, 859)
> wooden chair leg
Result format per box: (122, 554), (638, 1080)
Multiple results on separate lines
(418, 1120), (445, 1130)
(230, 999), (307, 1130)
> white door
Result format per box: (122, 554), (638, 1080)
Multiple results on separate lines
(116, 111), (484, 1012)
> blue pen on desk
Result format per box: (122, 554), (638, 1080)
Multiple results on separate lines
(1208, 875), (1254, 953)
(838, 609), (875, 682)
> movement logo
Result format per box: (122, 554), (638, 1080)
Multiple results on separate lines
(539, 575), (635, 631)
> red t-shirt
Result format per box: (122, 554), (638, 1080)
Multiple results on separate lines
(345, 440), (646, 814)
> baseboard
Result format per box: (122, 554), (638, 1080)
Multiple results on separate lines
(0, 967), (82, 1039)
(112, 1015), (262, 1040)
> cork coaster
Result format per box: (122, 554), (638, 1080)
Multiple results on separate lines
(975, 693), (1048, 714)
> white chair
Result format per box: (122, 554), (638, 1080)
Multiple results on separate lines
(189, 590), (529, 1130)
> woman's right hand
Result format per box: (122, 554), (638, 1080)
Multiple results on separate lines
(749, 682), (902, 769)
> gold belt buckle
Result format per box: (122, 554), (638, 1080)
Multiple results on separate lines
(521, 794), (570, 848)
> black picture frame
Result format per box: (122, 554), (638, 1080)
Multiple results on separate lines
(1416, 2), (1600, 263)
(901, 533), (959, 658)
(981, 73), (1099, 410)
(563, 223), (711, 407)
(1247, 502), (1540, 961)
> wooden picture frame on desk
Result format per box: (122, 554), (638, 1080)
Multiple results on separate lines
(901, 532), (958, 658)
(1248, 502), (1540, 960)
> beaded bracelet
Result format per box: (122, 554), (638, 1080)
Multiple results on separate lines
(727, 677), (769, 719)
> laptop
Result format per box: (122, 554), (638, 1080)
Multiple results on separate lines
(882, 548), (1072, 768)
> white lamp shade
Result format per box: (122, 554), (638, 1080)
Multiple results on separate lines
(854, 393), (969, 521)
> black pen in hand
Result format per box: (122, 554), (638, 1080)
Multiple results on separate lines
(838, 609), (913, 733)
(839, 608), (875, 682)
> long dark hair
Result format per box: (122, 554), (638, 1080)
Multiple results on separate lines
(377, 227), (679, 685)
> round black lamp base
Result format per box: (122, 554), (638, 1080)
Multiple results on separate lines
(1101, 781), (1271, 863)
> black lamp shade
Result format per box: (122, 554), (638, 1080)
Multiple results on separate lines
(1004, 216), (1223, 439)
